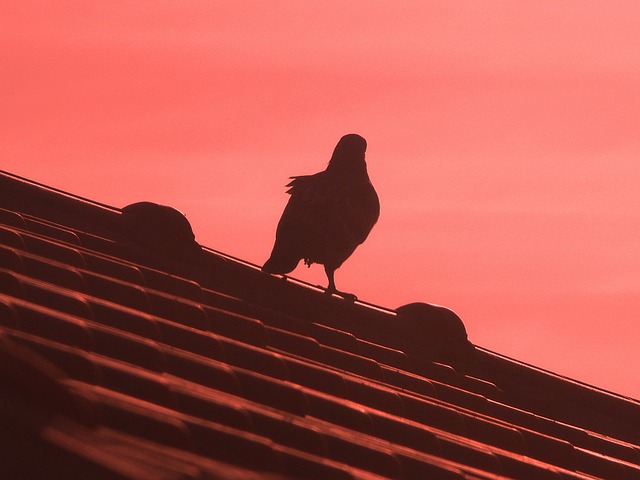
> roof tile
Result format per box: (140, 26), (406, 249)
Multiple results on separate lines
(1, 169), (639, 479)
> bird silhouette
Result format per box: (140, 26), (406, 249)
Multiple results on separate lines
(262, 134), (379, 298)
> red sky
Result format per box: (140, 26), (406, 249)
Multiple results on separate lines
(3, 2), (639, 400)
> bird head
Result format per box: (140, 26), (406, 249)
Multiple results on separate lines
(327, 134), (368, 175)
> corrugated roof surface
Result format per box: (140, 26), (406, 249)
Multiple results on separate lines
(0, 169), (639, 479)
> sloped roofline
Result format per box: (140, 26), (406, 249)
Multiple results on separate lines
(1, 168), (638, 447)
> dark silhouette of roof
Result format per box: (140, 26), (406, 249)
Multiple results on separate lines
(0, 169), (639, 479)
(263, 134), (379, 298)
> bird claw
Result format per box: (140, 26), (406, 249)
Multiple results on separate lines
(340, 292), (358, 302)
(325, 288), (357, 302)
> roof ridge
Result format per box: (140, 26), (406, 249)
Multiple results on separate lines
(0, 170), (120, 213)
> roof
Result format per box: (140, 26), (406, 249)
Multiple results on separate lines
(0, 169), (639, 480)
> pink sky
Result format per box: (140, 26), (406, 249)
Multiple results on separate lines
(3, 2), (639, 399)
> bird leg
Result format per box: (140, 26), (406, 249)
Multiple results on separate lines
(324, 266), (337, 294)
(324, 266), (357, 301)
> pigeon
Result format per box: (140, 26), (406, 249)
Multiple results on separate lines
(262, 134), (379, 298)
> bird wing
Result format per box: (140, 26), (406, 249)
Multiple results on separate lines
(262, 173), (328, 273)
(280, 173), (335, 246)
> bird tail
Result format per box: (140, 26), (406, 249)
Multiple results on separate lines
(262, 250), (300, 274)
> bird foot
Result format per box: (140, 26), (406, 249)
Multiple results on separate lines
(264, 270), (288, 282)
(324, 287), (357, 302)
